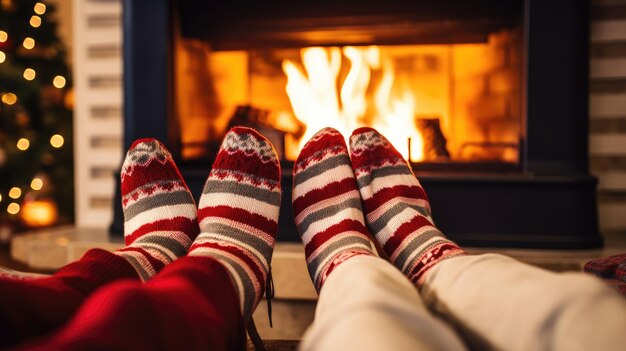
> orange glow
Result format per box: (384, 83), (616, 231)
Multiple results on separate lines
(372, 54), (423, 161)
(174, 29), (522, 164)
(282, 46), (425, 161)
(20, 199), (58, 228)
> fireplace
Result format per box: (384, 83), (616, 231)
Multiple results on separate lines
(115, 0), (601, 248)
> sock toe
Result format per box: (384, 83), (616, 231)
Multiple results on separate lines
(295, 127), (346, 168)
(121, 139), (188, 198)
(349, 127), (407, 175)
(212, 126), (280, 184)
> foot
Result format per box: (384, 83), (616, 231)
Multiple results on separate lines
(293, 127), (375, 291)
(114, 139), (199, 281)
(349, 127), (465, 286)
(188, 127), (281, 321)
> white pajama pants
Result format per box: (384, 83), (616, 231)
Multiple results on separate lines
(300, 254), (626, 351)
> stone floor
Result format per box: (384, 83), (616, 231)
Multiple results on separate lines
(2, 226), (625, 349)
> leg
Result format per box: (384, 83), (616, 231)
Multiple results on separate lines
(0, 250), (137, 348)
(16, 256), (245, 351)
(294, 128), (466, 351)
(422, 254), (626, 351)
(301, 255), (467, 351)
(349, 127), (626, 351)
(0, 139), (198, 347)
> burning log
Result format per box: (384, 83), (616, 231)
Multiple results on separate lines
(227, 105), (270, 129)
(227, 105), (306, 160)
(415, 117), (450, 161)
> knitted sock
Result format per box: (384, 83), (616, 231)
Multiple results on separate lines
(188, 127), (281, 321)
(114, 138), (199, 281)
(349, 127), (465, 286)
(293, 128), (375, 291)
(584, 253), (626, 282)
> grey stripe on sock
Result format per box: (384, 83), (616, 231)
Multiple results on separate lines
(294, 153), (351, 186)
(307, 235), (373, 282)
(205, 250), (258, 319)
(133, 234), (189, 259)
(368, 203), (431, 235)
(356, 164), (413, 189)
(124, 190), (194, 221)
(297, 197), (363, 235)
(197, 222), (273, 264)
(393, 229), (448, 271)
(118, 252), (152, 281)
(202, 180), (280, 207)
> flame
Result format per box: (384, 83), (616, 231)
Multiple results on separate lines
(372, 55), (424, 162)
(282, 46), (424, 161)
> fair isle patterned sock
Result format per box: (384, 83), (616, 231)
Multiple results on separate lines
(114, 139), (199, 281)
(188, 127), (281, 321)
(349, 127), (466, 286)
(293, 128), (375, 292)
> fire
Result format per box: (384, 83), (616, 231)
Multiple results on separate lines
(282, 46), (424, 161)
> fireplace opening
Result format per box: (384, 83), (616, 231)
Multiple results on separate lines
(173, 1), (523, 173)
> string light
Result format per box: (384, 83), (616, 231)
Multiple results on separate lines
(53, 75), (66, 88)
(31, 178), (43, 190)
(7, 203), (20, 215)
(0, 51), (5, 63)
(50, 134), (64, 148)
(30, 15), (42, 28)
(16, 138), (30, 150)
(23, 37), (35, 50)
(0, 30), (7, 42)
(8, 187), (21, 199)
(0, 194), (2, 202)
(34, 2), (46, 15)
(1, 93), (17, 105)
(23, 68), (36, 80)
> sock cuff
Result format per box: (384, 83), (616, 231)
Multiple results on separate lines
(315, 249), (374, 290)
(408, 243), (467, 287)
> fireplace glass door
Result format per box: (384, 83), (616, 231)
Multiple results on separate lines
(173, 1), (524, 172)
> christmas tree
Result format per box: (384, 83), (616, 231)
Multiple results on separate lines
(0, 0), (73, 240)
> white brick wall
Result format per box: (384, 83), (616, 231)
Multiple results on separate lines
(73, 0), (123, 227)
(590, 0), (626, 231)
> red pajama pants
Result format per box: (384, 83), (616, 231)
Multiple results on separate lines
(0, 249), (245, 350)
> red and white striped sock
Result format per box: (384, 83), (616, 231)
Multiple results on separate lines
(188, 127), (281, 321)
(114, 139), (199, 281)
(293, 128), (375, 292)
(349, 127), (465, 286)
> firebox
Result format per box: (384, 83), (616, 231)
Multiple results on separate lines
(115, 0), (601, 248)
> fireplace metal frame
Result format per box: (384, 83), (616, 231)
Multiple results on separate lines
(114, 0), (601, 248)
